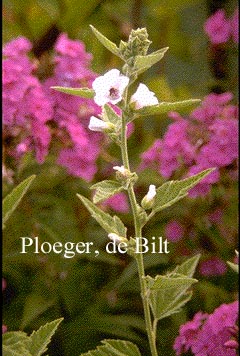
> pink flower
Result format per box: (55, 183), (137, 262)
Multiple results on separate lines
(204, 9), (231, 44)
(92, 69), (129, 106)
(199, 257), (227, 276)
(174, 302), (239, 355)
(231, 8), (239, 43)
(55, 33), (92, 61)
(102, 192), (129, 213)
(165, 220), (184, 242)
(3, 37), (32, 57)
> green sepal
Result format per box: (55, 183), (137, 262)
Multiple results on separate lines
(90, 25), (121, 58)
(134, 99), (201, 117)
(79, 338), (142, 356)
(90, 180), (124, 204)
(152, 168), (215, 214)
(77, 194), (127, 238)
(51, 86), (95, 98)
(2, 175), (36, 228)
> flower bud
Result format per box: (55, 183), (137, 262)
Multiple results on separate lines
(141, 184), (156, 210)
(113, 165), (129, 176)
(108, 233), (127, 244)
(88, 116), (114, 132)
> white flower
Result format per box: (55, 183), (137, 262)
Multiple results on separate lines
(108, 233), (122, 243)
(130, 83), (158, 109)
(141, 184), (157, 209)
(92, 69), (129, 106)
(88, 116), (112, 132)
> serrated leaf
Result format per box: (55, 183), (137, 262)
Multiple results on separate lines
(171, 254), (201, 278)
(227, 261), (239, 273)
(77, 194), (127, 237)
(3, 331), (28, 346)
(152, 168), (214, 213)
(2, 175), (36, 228)
(155, 291), (193, 320)
(133, 47), (169, 74)
(91, 180), (123, 204)
(3, 344), (32, 356)
(51, 86), (94, 98)
(102, 104), (121, 127)
(28, 318), (63, 356)
(79, 339), (141, 356)
(90, 25), (120, 58)
(135, 99), (201, 116)
(146, 273), (197, 320)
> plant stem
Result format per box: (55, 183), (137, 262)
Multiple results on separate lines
(121, 107), (158, 356)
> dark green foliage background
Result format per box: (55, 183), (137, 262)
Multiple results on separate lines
(2, 1), (238, 355)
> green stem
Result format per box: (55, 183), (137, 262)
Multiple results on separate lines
(121, 105), (158, 356)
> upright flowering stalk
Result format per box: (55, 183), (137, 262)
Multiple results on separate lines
(53, 26), (215, 356)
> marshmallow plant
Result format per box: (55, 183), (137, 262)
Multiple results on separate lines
(53, 27), (214, 356)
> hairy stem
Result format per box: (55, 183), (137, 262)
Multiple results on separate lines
(121, 102), (158, 356)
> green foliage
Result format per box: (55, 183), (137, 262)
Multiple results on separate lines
(133, 47), (169, 75)
(2, 175), (36, 228)
(145, 255), (200, 321)
(152, 168), (214, 213)
(171, 254), (201, 278)
(51, 87), (95, 98)
(135, 99), (201, 117)
(27, 318), (63, 356)
(2, 318), (63, 356)
(90, 25), (121, 58)
(77, 194), (127, 237)
(79, 339), (142, 356)
(91, 180), (123, 204)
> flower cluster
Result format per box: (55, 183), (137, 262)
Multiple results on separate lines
(3, 34), (104, 182)
(43, 33), (102, 181)
(2, 278), (7, 334)
(174, 301), (239, 355)
(140, 92), (238, 197)
(3, 37), (52, 164)
(204, 8), (239, 44)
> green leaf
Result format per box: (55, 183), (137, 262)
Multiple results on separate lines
(20, 293), (56, 329)
(90, 25), (120, 57)
(2, 344), (32, 356)
(146, 273), (197, 320)
(227, 261), (239, 273)
(2, 175), (36, 228)
(171, 254), (201, 278)
(77, 194), (127, 237)
(28, 318), (63, 356)
(51, 86), (95, 98)
(133, 47), (169, 74)
(79, 339), (142, 356)
(3, 332), (29, 347)
(91, 180), (123, 204)
(152, 168), (214, 213)
(135, 99), (201, 116)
